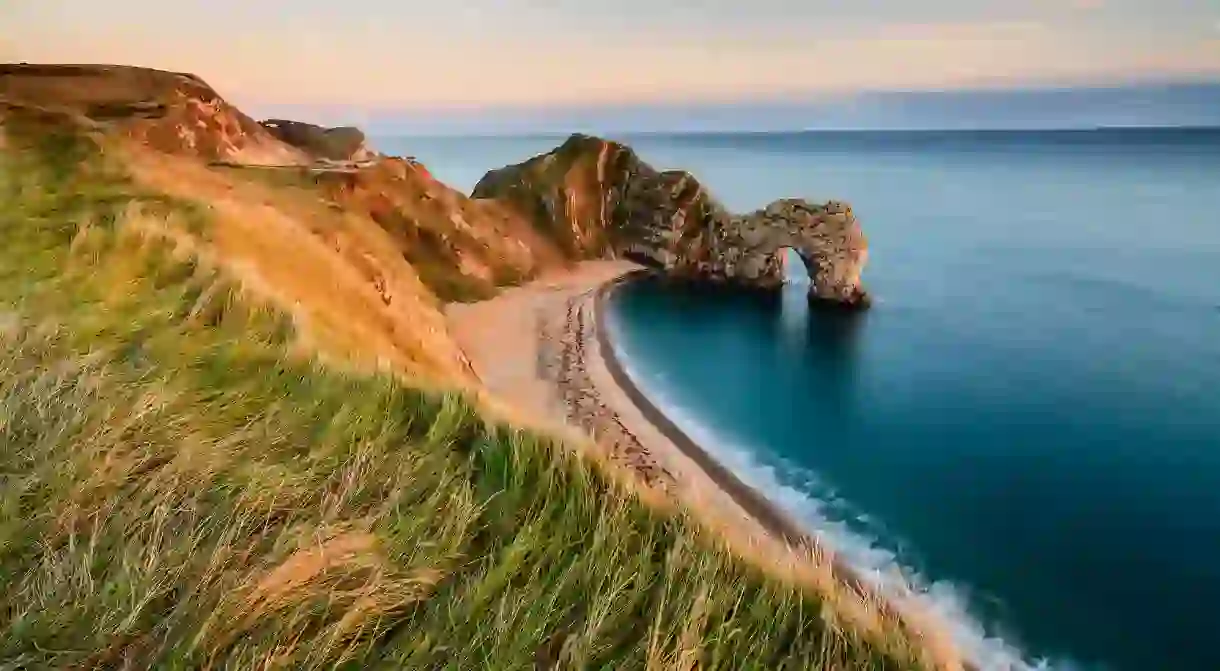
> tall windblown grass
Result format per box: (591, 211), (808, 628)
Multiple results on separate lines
(0, 118), (939, 669)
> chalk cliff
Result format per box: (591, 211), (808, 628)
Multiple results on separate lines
(473, 133), (870, 307)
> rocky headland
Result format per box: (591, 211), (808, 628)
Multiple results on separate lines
(1, 62), (878, 488)
(474, 133), (871, 308)
(259, 118), (377, 163)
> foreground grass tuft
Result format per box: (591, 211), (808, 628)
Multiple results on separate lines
(0, 118), (926, 669)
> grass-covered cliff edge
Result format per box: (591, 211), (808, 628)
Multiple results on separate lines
(1, 65), (951, 669)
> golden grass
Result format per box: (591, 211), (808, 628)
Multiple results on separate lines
(121, 144), (477, 387)
(0, 116), (959, 670)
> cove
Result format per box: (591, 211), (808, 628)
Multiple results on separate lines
(598, 129), (1220, 671)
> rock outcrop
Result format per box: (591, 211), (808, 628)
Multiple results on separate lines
(473, 134), (870, 307)
(0, 64), (307, 165)
(260, 118), (376, 162)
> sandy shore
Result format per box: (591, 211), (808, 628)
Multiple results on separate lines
(446, 260), (812, 550)
(447, 260), (965, 669)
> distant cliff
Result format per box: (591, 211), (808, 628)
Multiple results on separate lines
(473, 133), (870, 307)
(260, 118), (376, 162)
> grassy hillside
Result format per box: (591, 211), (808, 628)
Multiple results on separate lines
(210, 157), (560, 305)
(0, 115), (940, 670)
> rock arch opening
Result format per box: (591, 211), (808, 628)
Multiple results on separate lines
(778, 246), (813, 286)
(472, 135), (871, 309)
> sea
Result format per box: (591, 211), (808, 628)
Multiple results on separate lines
(377, 129), (1220, 671)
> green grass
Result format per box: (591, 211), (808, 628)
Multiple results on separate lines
(0, 119), (929, 670)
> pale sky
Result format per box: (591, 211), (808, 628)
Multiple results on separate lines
(4, 0), (1220, 112)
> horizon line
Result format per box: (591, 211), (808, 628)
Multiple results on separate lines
(247, 77), (1220, 116)
(370, 124), (1220, 140)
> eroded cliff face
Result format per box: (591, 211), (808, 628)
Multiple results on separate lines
(0, 64), (308, 165)
(473, 133), (870, 307)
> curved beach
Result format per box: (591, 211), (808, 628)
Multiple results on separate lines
(445, 261), (812, 548)
(591, 272), (818, 547)
(444, 261), (958, 666)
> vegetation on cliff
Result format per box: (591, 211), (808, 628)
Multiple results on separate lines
(0, 64), (307, 165)
(0, 66), (944, 669)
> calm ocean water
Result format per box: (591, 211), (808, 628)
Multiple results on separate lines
(378, 130), (1220, 671)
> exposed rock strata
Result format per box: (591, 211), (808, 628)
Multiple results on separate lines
(473, 133), (870, 307)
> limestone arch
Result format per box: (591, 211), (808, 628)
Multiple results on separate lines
(774, 245), (816, 286)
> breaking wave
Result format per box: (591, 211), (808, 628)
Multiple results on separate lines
(605, 315), (1094, 671)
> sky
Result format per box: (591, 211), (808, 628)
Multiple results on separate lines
(4, 1), (1220, 131)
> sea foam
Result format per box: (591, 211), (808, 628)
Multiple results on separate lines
(605, 316), (1089, 671)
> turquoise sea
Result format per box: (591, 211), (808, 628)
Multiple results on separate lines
(379, 129), (1220, 671)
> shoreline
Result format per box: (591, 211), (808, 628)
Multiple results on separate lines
(590, 271), (817, 549)
(445, 261), (811, 539)
(446, 260), (812, 544)
(446, 261), (966, 671)
(588, 272), (914, 616)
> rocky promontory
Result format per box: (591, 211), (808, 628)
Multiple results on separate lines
(259, 118), (376, 162)
(473, 133), (870, 308)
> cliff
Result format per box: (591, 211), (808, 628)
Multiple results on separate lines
(473, 133), (871, 307)
(0, 66), (479, 383)
(260, 118), (377, 162)
(0, 64), (308, 165)
(1, 64), (566, 322)
(1, 66), (869, 309)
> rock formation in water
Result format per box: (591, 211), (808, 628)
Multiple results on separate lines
(472, 133), (870, 307)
